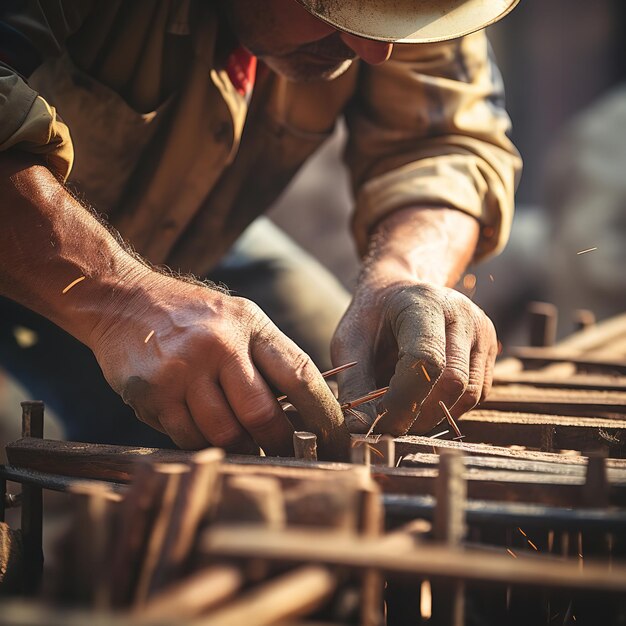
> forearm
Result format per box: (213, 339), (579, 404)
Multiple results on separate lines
(359, 206), (480, 289)
(0, 156), (349, 457)
(0, 154), (151, 346)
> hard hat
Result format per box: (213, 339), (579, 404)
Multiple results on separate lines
(294, 0), (520, 44)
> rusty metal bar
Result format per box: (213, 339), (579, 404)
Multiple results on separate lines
(3, 463), (625, 532)
(20, 401), (44, 594)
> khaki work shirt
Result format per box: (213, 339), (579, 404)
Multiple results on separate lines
(0, 0), (521, 276)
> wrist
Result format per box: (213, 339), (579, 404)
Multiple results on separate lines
(59, 257), (155, 348)
(85, 267), (231, 352)
(359, 206), (479, 290)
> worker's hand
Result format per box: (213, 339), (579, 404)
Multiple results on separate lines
(88, 272), (349, 458)
(331, 281), (497, 436)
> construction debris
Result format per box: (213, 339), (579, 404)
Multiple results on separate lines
(1, 308), (626, 625)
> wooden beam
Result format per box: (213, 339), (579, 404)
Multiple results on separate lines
(458, 410), (626, 453)
(553, 312), (626, 354)
(493, 372), (626, 392)
(392, 434), (626, 469)
(190, 566), (337, 626)
(139, 566), (243, 621)
(201, 526), (626, 593)
(5, 463), (625, 532)
(7, 438), (626, 507)
(6, 438), (191, 482)
(480, 386), (626, 415)
(400, 451), (626, 481)
(508, 348), (626, 374)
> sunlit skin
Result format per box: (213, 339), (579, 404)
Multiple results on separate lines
(221, 0), (393, 81)
(0, 1), (499, 455)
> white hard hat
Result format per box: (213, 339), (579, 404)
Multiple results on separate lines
(295, 0), (520, 44)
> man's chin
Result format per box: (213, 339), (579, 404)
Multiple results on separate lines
(263, 57), (354, 83)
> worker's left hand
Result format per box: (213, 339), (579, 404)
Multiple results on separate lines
(331, 281), (497, 436)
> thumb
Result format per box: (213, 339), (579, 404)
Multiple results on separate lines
(332, 332), (378, 433)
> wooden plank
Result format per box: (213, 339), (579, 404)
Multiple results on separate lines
(8, 438), (626, 507)
(8, 434), (626, 474)
(459, 410), (626, 453)
(140, 566), (243, 621)
(481, 385), (626, 415)
(0, 601), (176, 626)
(201, 527), (626, 593)
(8, 464), (626, 532)
(393, 434), (626, 469)
(509, 348), (626, 374)
(400, 451), (626, 481)
(6, 438), (193, 482)
(13, 438), (624, 480)
(146, 448), (223, 595)
(227, 456), (626, 506)
(554, 312), (626, 354)
(191, 566), (337, 626)
(493, 372), (626, 392)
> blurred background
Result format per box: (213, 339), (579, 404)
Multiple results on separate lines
(2, 0), (626, 438)
(270, 0), (626, 342)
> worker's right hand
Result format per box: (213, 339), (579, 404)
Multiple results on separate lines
(87, 271), (350, 459)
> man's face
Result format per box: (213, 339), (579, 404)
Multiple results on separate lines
(222, 0), (393, 82)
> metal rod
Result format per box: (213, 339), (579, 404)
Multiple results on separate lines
(383, 494), (626, 531)
(2, 464), (624, 532)
(20, 401), (44, 594)
(0, 465), (127, 494)
(341, 387), (389, 411)
(438, 401), (464, 440)
(276, 361), (358, 402)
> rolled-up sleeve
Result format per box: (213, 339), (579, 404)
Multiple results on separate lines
(0, 1), (91, 179)
(0, 64), (73, 179)
(345, 31), (522, 261)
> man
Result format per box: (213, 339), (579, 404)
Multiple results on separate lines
(0, 0), (521, 459)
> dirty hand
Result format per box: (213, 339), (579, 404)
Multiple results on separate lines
(88, 271), (349, 458)
(331, 206), (497, 437)
(332, 282), (497, 436)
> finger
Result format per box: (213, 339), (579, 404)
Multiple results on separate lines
(378, 299), (446, 436)
(253, 323), (350, 461)
(220, 354), (295, 457)
(410, 318), (471, 434)
(447, 351), (492, 424)
(448, 357), (485, 421)
(480, 335), (499, 402)
(186, 378), (258, 454)
(448, 318), (498, 421)
(158, 402), (208, 450)
(121, 376), (170, 435)
(331, 326), (378, 433)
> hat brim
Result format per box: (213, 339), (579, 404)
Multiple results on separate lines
(295, 0), (520, 44)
